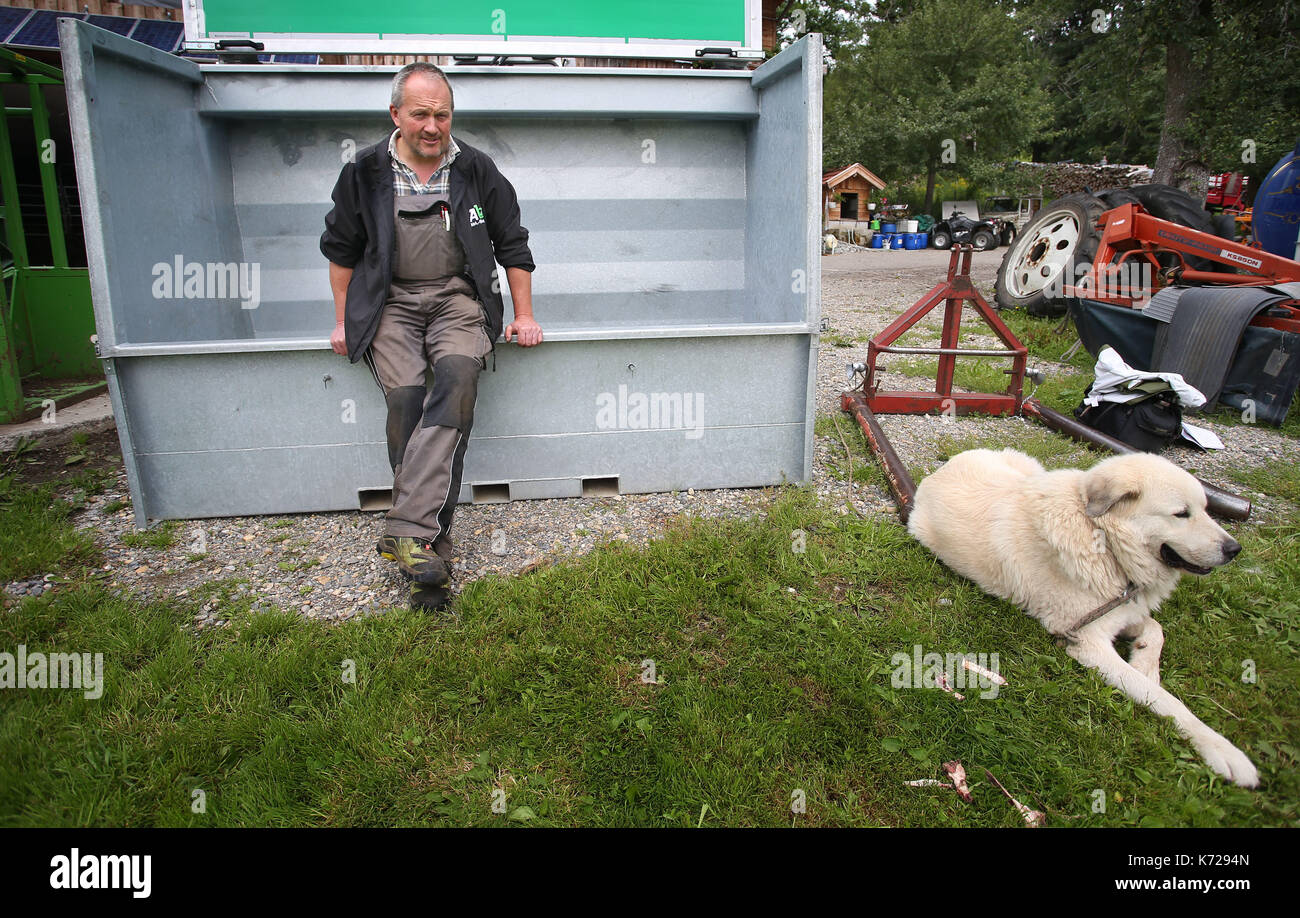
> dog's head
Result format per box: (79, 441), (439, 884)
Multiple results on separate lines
(1083, 453), (1240, 578)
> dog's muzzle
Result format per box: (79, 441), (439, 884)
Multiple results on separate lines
(1160, 540), (1239, 575)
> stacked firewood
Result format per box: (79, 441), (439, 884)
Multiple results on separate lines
(1011, 161), (1154, 197)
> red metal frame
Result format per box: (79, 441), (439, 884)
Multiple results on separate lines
(1068, 203), (1300, 333)
(843, 246), (1028, 416)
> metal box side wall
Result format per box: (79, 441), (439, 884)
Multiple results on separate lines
(122, 334), (811, 519)
(746, 34), (822, 485)
(60, 23), (824, 524)
(59, 20), (250, 350)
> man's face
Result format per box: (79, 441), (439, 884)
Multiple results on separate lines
(390, 73), (453, 167)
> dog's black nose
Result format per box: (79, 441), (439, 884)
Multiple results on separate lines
(1222, 539), (1241, 561)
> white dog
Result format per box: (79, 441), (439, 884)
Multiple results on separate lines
(908, 448), (1258, 787)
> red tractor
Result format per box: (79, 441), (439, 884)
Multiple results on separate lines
(994, 181), (1300, 424)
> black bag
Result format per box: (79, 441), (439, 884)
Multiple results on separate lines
(1074, 385), (1183, 452)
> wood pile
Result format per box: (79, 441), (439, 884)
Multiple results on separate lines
(1011, 161), (1154, 197)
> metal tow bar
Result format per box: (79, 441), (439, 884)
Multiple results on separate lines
(839, 246), (1251, 523)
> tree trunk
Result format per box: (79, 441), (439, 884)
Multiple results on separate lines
(1152, 39), (1204, 194)
(924, 154), (938, 214)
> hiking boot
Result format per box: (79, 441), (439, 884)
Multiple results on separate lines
(378, 534), (453, 565)
(382, 536), (451, 587)
(410, 583), (455, 616)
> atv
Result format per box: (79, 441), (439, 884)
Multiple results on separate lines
(930, 209), (1001, 251)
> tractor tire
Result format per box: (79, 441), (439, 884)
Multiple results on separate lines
(1000, 224), (1017, 247)
(932, 229), (953, 250)
(972, 228), (996, 251)
(1095, 184), (1230, 271)
(995, 192), (1106, 317)
(1128, 184), (1222, 237)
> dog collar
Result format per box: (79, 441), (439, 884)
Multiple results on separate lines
(1055, 582), (1139, 646)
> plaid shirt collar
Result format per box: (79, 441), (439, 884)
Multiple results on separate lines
(388, 129), (460, 196)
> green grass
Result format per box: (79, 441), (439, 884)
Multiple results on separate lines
(1, 475), (1297, 827)
(1225, 458), (1300, 506)
(814, 413), (887, 489)
(820, 331), (858, 349)
(892, 355), (1093, 413)
(0, 474), (101, 582)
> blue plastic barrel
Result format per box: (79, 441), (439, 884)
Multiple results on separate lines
(919, 233), (929, 248)
(870, 234), (884, 249)
(890, 234), (905, 249)
(882, 222), (897, 234)
(904, 233), (919, 249)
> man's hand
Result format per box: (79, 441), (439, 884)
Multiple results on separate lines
(505, 315), (543, 347)
(330, 321), (348, 355)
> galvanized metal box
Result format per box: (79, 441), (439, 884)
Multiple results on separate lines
(59, 19), (823, 525)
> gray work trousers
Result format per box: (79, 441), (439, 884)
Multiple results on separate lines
(366, 273), (494, 547)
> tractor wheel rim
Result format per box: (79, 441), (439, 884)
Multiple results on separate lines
(1005, 208), (1082, 298)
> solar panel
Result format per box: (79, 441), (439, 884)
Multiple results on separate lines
(130, 20), (183, 53)
(9, 10), (86, 50)
(0, 7), (35, 45)
(87, 15), (138, 39)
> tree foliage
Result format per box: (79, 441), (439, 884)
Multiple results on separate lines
(813, 0), (1298, 205)
(823, 0), (1052, 212)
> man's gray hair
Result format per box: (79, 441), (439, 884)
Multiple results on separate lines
(391, 62), (454, 111)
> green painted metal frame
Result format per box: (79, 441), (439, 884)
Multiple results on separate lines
(0, 48), (99, 424)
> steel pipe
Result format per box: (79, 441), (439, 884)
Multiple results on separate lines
(841, 391), (916, 522)
(1021, 398), (1251, 521)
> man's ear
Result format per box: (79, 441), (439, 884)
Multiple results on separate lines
(1084, 465), (1139, 518)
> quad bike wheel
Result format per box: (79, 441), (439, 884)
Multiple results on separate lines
(971, 228), (996, 251)
(931, 229), (952, 250)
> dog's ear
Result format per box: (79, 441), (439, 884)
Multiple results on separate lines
(1084, 465), (1140, 518)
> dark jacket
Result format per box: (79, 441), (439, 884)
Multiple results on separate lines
(320, 136), (534, 363)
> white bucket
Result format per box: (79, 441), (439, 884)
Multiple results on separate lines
(902, 219), (919, 233)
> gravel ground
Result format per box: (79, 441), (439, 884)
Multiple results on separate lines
(15, 246), (1298, 624)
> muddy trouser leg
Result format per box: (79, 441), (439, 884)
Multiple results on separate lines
(384, 356), (480, 543)
(383, 277), (492, 552)
(384, 387), (425, 472)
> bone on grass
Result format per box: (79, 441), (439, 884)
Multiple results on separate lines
(935, 671), (965, 700)
(984, 769), (1046, 827)
(943, 760), (973, 802)
(961, 657), (1006, 686)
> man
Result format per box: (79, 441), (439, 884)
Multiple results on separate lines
(321, 62), (542, 612)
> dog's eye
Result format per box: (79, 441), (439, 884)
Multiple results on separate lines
(1173, 509), (1190, 518)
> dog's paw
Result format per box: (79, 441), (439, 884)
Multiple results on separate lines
(1194, 735), (1260, 788)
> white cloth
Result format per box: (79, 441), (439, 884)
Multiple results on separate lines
(1084, 346), (1206, 409)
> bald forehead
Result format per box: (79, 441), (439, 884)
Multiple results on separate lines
(397, 73), (452, 110)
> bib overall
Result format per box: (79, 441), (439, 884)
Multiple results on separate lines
(367, 192), (494, 553)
